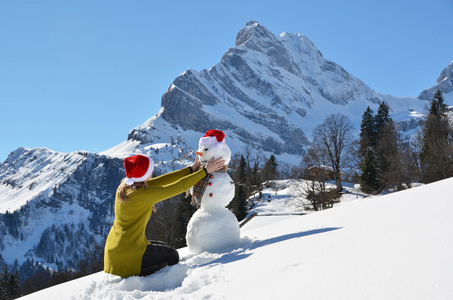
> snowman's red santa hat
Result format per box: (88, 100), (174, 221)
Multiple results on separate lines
(199, 129), (226, 147)
(124, 155), (154, 185)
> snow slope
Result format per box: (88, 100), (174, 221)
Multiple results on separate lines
(22, 177), (453, 300)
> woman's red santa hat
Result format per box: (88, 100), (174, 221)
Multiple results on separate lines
(199, 129), (226, 146)
(124, 155), (155, 185)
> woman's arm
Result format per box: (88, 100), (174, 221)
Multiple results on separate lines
(147, 156), (221, 186)
(146, 167), (192, 187)
(142, 168), (208, 203)
(141, 157), (225, 203)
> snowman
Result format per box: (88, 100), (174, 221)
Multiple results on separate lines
(186, 130), (241, 254)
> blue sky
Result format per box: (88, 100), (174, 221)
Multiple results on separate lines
(1, 0), (452, 162)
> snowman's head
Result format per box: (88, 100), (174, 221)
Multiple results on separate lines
(196, 130), (231, 166)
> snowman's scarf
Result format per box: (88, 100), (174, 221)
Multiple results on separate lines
(191, 166), (228, 208)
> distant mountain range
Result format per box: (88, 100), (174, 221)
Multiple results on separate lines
(0, 21), (452, 274)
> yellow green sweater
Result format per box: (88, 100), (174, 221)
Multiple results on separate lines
(104, 167), (207, 278)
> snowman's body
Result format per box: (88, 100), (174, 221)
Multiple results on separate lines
(186, 131), (240, 253)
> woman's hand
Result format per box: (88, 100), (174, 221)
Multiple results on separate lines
(190, 156), (201, 173)
(205, 157), (225, 174)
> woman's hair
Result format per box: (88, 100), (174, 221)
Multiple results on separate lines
(117, 178), (148, 204)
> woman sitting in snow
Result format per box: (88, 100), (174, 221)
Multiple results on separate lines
(104, 154), (225, 278)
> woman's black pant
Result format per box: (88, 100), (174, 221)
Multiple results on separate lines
(140, 241), (179, 276)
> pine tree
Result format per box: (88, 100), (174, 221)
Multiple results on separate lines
(374, 102), (390, 135)
(360, 148), (380, 194)
(359, 106), (376, 154)
(1, 265), (21, 300)
(358, 103), (404, 193)
(359, 107), (379, 193)
(374, 102), (391, 188)
(229, 155), (248, 221)
(375, 119), (406, 190)
(262, 155), (278, 182)
(420, 89), (453, 183)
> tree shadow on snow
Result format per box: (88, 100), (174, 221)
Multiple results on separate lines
(250, 227), (342, 249)
(199, 227), (342, 267)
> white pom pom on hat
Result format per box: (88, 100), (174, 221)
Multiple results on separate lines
(125, 178), (135, 185)
(124, 155), (154, 185)
(199, 129), (226, 146)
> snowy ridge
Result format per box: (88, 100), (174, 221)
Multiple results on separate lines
(22, 177), (453, 300)
(0, 148), (125, 268)
(0, 147), (85, 214)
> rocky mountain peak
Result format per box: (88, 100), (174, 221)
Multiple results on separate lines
(233, 21), (299, 75)
(418, 60), (453, 100)
(130, 21), (431, 163)
(438, 61), (453, 84)
(235, 21), (276, 47)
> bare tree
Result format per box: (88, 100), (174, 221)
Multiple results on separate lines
(295, 148), (340, 211)
(347, 138), (362, 182)
(406, 131), (424, 184)
(312, 114), (354, 192)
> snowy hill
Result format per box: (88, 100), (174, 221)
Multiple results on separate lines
(22, 177), (453, 300)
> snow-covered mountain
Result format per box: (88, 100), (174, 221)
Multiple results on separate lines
(0, 147), (124, 270)
(21, 177), (453, 300)
(418, 61), (453, 101)
(106, 21), (440, 163)
(1, 20), (452, 276)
